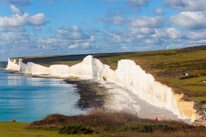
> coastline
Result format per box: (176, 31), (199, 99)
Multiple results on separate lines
(5, 55), (205, 125)
(4, 69), (109, 112)
(64, 78), (108, 110)
(34, 75), (187, 123)
(3, 70), (184, 123)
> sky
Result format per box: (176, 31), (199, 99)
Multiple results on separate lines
(0, 0), (206, 60)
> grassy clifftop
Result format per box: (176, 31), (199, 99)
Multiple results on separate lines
(13, 45), (206, 105)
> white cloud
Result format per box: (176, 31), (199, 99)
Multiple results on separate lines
(170, 11), (206, 29)
(10, 4), (23, 15)
(1, 0), (206, 60)
(154, 7), (163, 15)
(0, 32), (31, 48)
(27, 13), (47, 25)
(33, 26), (41, 31)
(151, 28), (165, 38)
(103, 25), (183, 52)
(95, 15), (126, 25)
(102, 0), (151, 12)
(68, 42), (90, 49)
(55, 26), (91, 40)
(0, 13), (29, 27)
(126, 0), (150, 12)
(39, 38), (58, 44)
(109, 34), (122, 43)
(0, 26), (98, 60)
(166, 28), (181, 39)
(141, 28), (181, 40)
(186, 30), (206, 39)
(0, 5), (47, 31)
(129, 27), (155, 34)
(129, 16), (165, 28)
(39, 26), (96, 49)
(68, 43), (78, 49)
(165, 0), (206, 11)
(0, 0), (30, 6)
(0, 26), (24, 31)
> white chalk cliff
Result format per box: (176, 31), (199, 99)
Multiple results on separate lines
(6, 56), (201, 122)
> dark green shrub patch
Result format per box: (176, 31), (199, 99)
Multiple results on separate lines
(180, 75), (198, 80)
(119, 123), (176, 133)
(180, 72), (206, 80)
(59, 125), (93, 135)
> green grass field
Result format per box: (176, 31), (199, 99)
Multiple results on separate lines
(0, 122), (95, 137)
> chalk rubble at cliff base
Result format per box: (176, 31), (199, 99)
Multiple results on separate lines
(6, 55), (201, 122)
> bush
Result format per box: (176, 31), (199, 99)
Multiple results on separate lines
(180, 75), (198, 80)
(59, 125), (93, 135)
(119, 123), (175, 133)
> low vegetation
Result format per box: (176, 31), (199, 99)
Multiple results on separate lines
(20, 109), (206, 137)
(59, 125), (94, 135)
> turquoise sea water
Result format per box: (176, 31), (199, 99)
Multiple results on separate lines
(0, 69), (87, 122)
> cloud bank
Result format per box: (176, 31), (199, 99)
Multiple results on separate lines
(0, 0), (206, 60)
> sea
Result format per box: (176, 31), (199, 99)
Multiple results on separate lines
(0, 69), (87, 122)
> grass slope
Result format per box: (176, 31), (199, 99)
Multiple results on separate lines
(15, 45), (206, 105)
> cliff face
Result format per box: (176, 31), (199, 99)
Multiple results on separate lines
(6, 59), (20, 71)
(6, 55), (201, 122)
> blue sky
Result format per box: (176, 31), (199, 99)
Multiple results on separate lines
(0, 0), (206, 60)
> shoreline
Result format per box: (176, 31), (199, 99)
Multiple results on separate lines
(2, 69), (191, 124)
(64, 78), (108, 110)
(3, 69), (108, 112)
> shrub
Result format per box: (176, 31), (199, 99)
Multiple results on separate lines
(59, 125), (93, 135)
(180, 75), (198, 80)
(119, 123), (175, 133)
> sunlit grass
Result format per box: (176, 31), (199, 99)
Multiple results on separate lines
(0, 122), (96, 137)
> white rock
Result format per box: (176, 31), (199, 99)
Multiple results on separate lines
(49, 65), (69, 77)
